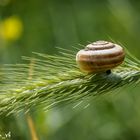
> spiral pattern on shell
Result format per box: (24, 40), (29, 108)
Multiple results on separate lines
(76, 40), (125, 73)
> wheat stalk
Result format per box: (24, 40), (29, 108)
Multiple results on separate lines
(0, 48), (140, 116)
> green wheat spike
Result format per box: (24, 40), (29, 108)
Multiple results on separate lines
(0, 47), (140, 116)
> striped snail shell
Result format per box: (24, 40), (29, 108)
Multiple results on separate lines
(76, 40), (125, 73)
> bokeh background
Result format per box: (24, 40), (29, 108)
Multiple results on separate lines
(0, 0), (140, 139)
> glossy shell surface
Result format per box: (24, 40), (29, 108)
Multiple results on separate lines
(76, 41), (125, 73)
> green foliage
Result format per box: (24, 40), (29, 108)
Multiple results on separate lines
(0, 48), (140, 116)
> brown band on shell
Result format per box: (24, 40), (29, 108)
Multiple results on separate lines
(86, 41), (114, 50)
(77, 48), (124, 61)
(77, 53), (125, 67)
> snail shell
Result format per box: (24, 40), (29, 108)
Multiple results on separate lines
(76, 41), (125, 73)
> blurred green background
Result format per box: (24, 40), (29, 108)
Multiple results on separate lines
(0, 0), (140, 139)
